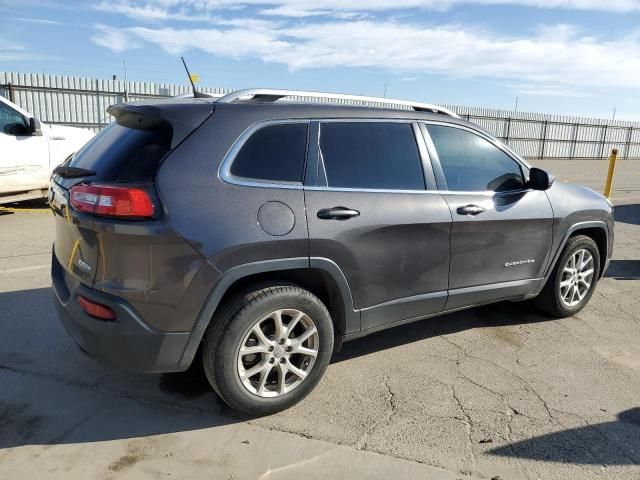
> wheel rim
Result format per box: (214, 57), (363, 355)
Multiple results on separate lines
(559, 248), (594, 308)
(237, 309), (319, 398)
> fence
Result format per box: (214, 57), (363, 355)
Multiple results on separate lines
(0, 72), (231, 131)
(2, 71), (640, 160)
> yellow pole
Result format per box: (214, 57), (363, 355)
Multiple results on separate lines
(603, 148), (618, 199)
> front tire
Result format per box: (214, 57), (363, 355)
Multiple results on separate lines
(534, 235), (600, 318)
(202, 284), (334, 415)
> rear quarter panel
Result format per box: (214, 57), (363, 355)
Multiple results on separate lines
(156, 105), (309, 275)
(91, 221), (220, 332)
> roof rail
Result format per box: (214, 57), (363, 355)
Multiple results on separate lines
(216, 88), (460, 118)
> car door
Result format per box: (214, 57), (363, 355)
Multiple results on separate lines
(0, 99), (49, 194)
(421, 122), (554, 310)
(305, 120), (451, 333)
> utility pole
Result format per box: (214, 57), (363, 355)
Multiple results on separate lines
(612, 107), (616, 121)
(514, 96), (519, 113)
(383, 83), (387, 98)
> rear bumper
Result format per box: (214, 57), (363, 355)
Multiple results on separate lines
(52, 253), (192, 373)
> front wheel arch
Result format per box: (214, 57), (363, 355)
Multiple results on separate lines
(534, 234), (601, 317)
(542, 222), (609, 285)
(570, 227), (607, 278)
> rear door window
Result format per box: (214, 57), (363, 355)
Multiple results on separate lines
(230, 123), (308, 183)
(426, 124), (525, 192)
(319, 122), (425, 190)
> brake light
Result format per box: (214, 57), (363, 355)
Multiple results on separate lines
(69, 184), (154, 218)
(76, 295), (116, 321)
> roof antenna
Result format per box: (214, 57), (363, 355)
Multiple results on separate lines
(181, 56), (205, 98)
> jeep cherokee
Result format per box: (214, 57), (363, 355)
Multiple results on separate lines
(50, 89), (614, 414)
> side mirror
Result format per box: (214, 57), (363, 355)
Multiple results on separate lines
(528, 167), (554, 190)
(29, 117), (43, 136)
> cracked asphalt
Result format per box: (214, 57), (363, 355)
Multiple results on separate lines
(1, 159), (639, 479)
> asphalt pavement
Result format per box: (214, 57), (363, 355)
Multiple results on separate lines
(1, 159), (639, 479)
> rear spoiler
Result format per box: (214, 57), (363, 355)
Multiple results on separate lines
(107, 100), (214, 149)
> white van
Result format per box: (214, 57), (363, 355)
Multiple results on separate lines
(0, 95), (94, 204)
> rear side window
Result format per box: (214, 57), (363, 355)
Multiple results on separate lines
(230, 123), (308, 183)
(319, 122), (425, 190)
(70, 122), (171, 182)
(426, 125), (525, 192)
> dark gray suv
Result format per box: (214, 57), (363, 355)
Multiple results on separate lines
(50, 89), (614, 414)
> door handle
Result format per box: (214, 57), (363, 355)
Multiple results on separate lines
(457, 204), (486, 216)
(317, 207), (360, 220)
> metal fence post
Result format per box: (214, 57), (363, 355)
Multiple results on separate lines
(569, 122), (578, 160)
(539, 120), (548, 160)
(95, 78), (101, 128)
(8, 82), (15, 103)
(504, 117), (511, 145)
(624, 126), (633, 160)
(598, 125), (608, 159)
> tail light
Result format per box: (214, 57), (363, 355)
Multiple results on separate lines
(76, 295), (116, 321)
(70, 184), (154, 218)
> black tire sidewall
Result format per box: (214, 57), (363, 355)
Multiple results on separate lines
(551, 237), (600, 316)
(209, 287), (334, 414)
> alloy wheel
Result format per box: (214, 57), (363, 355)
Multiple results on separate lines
(559, 248), (594, 307)
(237, 309), (319, 397)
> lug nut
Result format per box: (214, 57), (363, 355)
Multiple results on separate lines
(280, 358), (286, 364)
(269, 358), (275, 364)
(268, 346), (274, 352)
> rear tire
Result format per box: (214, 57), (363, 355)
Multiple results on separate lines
(202, 284), (334, 415)
(534, 235), (600, 318)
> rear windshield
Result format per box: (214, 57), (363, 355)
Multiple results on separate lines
(69, 122), (171, 182)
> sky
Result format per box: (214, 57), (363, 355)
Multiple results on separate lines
(1, 0), (640, 120)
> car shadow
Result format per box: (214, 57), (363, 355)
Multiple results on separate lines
(614, 203), (640, 226)
(0, 286), (588, 451)
(605, 259), (640, 280)
(0, 199), (49, 215)
(333, 300), (551, 363)
(488, 407), (640, 465)
(0, 287), (247, 450)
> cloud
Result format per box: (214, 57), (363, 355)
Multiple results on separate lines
(92, 24), (142, 53)
(513, 85), (593, 97)
(93, 20), (640, 91)
(94, 1), (217, 22)
(17, 17), (62, 25)
(88, 0), (640, 94)
(91, 0), (640, 21)
(0, 38), (46, 61)
(128, 25), (290, 56)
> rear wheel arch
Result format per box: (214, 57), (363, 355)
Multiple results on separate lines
(201, 284), (335, 414)
(178, 258), (357, 370)
(214, 266), (354, 337)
